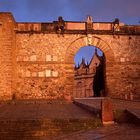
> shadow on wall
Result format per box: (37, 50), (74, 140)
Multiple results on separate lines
(93, 55), (106, 97)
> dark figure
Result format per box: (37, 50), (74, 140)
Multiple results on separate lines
(93, 58), (105, 97)
(112, 18), (119, 32)
(56, 16), (65, 34)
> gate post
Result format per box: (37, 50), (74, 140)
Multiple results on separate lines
(101, 98), (114, 125)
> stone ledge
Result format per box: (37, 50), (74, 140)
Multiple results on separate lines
(73, 99), (101, 115)
(16, 30), (140, 35)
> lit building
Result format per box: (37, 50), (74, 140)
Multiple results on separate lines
(74, 49), (104, 98)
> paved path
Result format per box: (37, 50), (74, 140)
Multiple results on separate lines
(74, 98), (140, 119)
(41, 124), (140, 140)
(0, 99), (139, 140)
(0, 100), (95, 120)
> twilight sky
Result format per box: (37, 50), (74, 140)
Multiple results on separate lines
(0, 0), (139, 65)
(74, 47), (103, 66)
(0, 0), (140, 24)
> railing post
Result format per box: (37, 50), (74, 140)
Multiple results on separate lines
(101, 97), (114, 125)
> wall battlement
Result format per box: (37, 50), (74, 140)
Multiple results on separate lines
(1, 12), (139, 34)
(16, 22), (140, 35)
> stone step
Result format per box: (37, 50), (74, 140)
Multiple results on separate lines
(73, 98), (102, 114)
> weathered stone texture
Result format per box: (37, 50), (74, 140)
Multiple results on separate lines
(106, 36), (140, 99)
(0, 13), (16, 100)
(0, 12), (139, 100)
(15, 34), (80, 99)
(15, 34), (140, 100)
(101, 98), (114, 125)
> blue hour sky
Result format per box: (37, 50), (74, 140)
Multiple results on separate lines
(0, 0), (139, 24)
(0, 0), (139, 65)
(74, 47), (103, 66)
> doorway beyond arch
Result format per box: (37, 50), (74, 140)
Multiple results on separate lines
(65, 36), (115, 98)
(74, 46), (104, 98)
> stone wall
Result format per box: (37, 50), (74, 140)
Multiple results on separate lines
(15, 34), (70, 99)
(0, 12), (139, 100)
(65, 35), (140, 100)
(107, 35), (140, 99)
(74, 76), (94, 98)
(0, 13), (16, 100)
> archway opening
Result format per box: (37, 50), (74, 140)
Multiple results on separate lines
(74, 46), (106, 98)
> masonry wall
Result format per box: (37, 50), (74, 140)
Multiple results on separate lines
(65, 35), (140, 100)
(0, 13), (139, 100)
(106, 35), (140, 100)
(15, 33), (83, 99)
(15, 33), (82, 99)
(0, 13), (16, 100)
(15, 34), (140, 100)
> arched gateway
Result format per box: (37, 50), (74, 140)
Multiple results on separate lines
(0, 13), (140, 100)
(65, 36), (115, 98)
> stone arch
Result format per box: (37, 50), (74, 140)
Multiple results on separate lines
(65, 35), (115, 97)
(65, 36), (115, 64)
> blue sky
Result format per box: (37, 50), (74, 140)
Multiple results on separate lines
(0, 0), (139, 65)
(0, 0), (140, 24)
(74, 46), (103, 66)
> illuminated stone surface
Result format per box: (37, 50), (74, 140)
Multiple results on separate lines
(101, 98), (114, 125)
(0, 12), (140, 100)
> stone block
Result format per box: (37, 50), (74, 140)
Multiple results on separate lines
(52, 55), (58, 61)
(26, 71), (31, 77)
(46, 55), (51, 61)
(32, 72), (37, 77)
(52, 71), (58, 77)
(101, 98), (114, 125)
(38, 71), (45, 77)
(30, 55), (36, 61)
(45, 70), (51, 77)
(120, 57), (125, 62)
